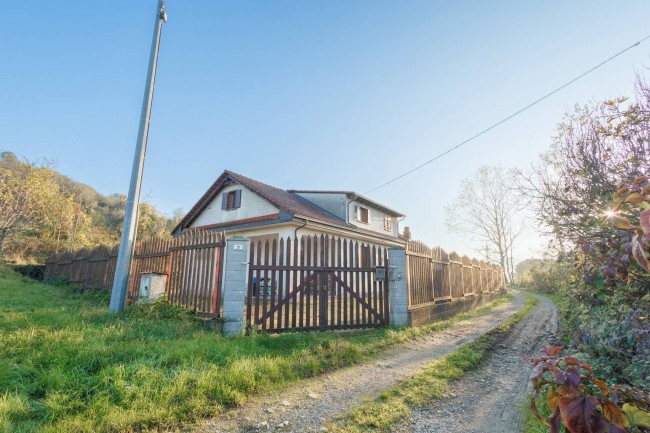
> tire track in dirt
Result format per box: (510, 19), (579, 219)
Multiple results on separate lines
(391, 289), (557, 433)
(189, 293), (526, 433)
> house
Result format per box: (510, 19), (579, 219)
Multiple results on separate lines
(172, 170), (407, 248)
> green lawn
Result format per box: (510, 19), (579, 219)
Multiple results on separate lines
(0, 264), (511, 433)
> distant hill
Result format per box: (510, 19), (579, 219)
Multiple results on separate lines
(0, 151), (181, 264)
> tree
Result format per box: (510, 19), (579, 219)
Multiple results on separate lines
(445, 165), (522, 283)
(515, 80), (650, 248)
(0, 161), (63, 257)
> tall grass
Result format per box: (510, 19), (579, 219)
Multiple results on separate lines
(0, 264), (511, 432)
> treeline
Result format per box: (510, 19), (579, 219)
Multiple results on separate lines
(0, 152), (182, 264)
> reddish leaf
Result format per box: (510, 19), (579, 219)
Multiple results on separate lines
(585, 376), (609, 397)
(565, 367), (582, 394)
(550, 346), (563, 355)
(631, 234), (650, 272)
(633, 176), (649, 186)
(559, 395), (599, 433)
(611, 214), (635, 230)
(614, 187), (629, 198)
(566, 357), (593, 375)
(530, 395), (550, 426)
(549, 407), (563, 433)
(600, 400), (629, 427)
(640, 209), (650, 237)
(605, 420), (627, 433)
(553, 368), (568, 384)
(625, 192), (645, 203)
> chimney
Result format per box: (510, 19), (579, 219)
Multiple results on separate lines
(403, 226), (411, 240)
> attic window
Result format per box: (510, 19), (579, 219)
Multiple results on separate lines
(222, 189), (242, 210)
(356, 206), (369, 224)
(384, 217), (393, 232)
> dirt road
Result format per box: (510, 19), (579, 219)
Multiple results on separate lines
(391, 290), (558, 433)
(192, 293), (528, 433)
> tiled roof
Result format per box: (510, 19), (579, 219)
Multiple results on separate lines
(174, 171), (351, 233)
(224, 171), (350, 227)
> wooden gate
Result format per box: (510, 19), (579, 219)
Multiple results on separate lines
(246, 235), (389, 332)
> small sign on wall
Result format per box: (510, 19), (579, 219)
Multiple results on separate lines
(233, 244), (244, 250)
(375, 266), (385, 282)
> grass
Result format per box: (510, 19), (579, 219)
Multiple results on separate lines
(0, 263), (512, 433)
(329, 291), (538, 433)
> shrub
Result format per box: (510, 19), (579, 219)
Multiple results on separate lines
(12, 265), (45, 281)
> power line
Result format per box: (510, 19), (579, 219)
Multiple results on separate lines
(364, 35), (650, 195)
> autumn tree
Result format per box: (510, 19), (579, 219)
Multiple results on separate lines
(0, 160), (64, 258)
(445, 165), (522, 283)
(515, 78), (650, 247)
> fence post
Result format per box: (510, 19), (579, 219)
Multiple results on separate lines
(221, 236), (249, 335)
(388, 246), (409, 327)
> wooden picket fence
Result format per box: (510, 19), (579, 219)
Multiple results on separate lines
(246, 235), (389, 333)
(44, 231), (225, 316)
(405, 240), (505, 310)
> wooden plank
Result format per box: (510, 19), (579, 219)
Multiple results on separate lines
(336, 237), (342, 326)
(246, 240), (255, 326)
(169, 241), (225, 251)
(291, 237), (298, 329)
(305, 236), (312, 328)
(254, 240), (262, 326)
(284, 237), (291, 329)
(342, 238), (348, 325)
(298, 237), (304, 329)
(269, 239), (278, 330)
(331, 273), (382, 323)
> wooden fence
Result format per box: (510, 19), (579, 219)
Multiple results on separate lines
(247, 235), (389, 333)
(44, 231), (225, 316)
(406, 240), (505, 310)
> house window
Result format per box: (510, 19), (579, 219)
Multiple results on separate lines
(356, 206), (369, 224)
(384, 217), (393, 232)
(222, 189), (242, 210)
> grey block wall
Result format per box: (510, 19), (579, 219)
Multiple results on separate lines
(221, 236), (249, 335)
(388, 247), (409, 327)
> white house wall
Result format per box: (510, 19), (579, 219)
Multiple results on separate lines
(348, 200), (399, 237)
(189, 183), (279, 228)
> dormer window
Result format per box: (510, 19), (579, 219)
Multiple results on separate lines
(355, 206), (369, 224)
(384, 217), (393, 232)
(222, 189), (242, 210)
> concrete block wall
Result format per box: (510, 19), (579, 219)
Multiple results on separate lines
(221, 236), (249, 335)
(388, 247), (409, 327)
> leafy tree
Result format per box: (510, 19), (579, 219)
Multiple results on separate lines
(0, 152), (181, 263)
(445, 165), (522, 283)
(0, 160), (64, 258)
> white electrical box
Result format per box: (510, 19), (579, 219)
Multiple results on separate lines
(139, 273), (167, 302)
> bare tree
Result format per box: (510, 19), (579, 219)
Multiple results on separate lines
(445, 165), (522, 283)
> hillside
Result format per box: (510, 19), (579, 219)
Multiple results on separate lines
(0, 151), (181, 264)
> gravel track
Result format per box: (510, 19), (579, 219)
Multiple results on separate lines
(391, 289), (557, 433)
(190, 293), (526, 433)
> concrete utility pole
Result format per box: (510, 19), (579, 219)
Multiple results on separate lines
(110, 0), (167, 313)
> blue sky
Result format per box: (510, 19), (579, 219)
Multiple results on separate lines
(2, 1), (650, 260)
